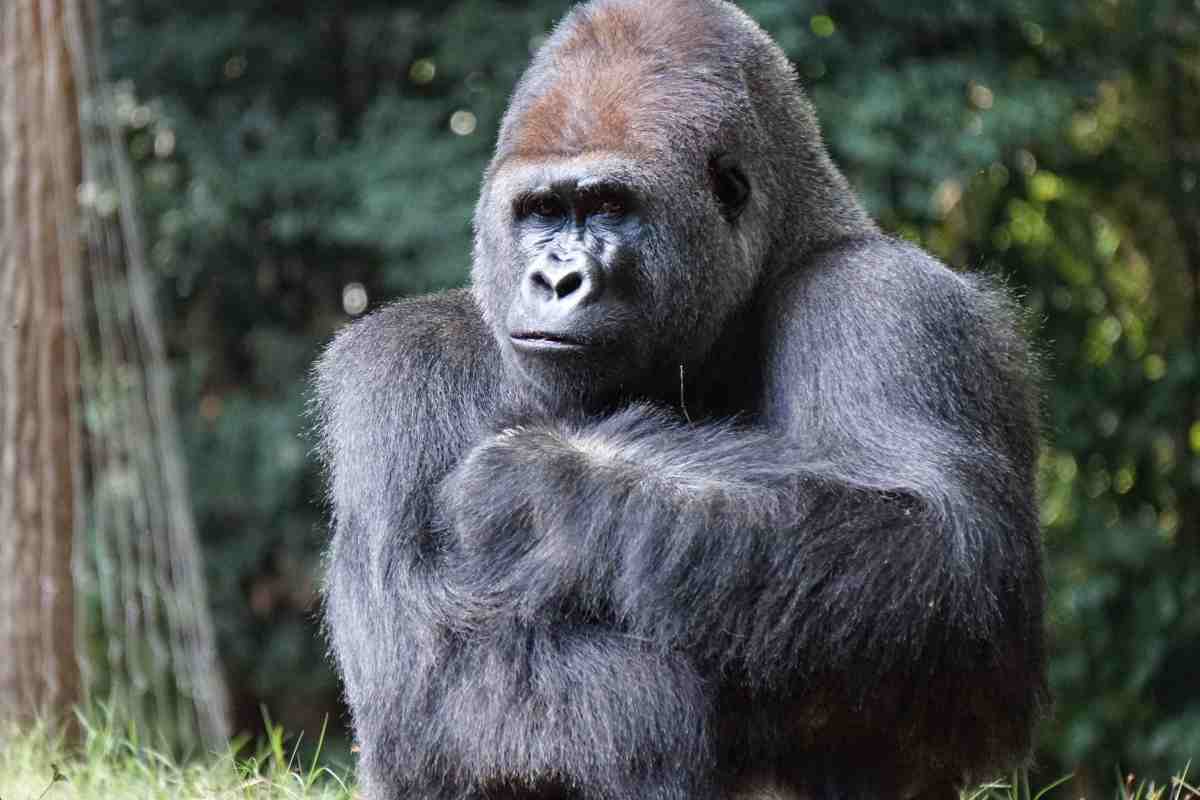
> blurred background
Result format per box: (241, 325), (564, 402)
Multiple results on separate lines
(1, 0), (1197, 794)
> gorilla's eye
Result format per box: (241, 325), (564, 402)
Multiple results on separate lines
(520, 194), (566, 221)
(595, 198), (626, 218)
(710, 154), (751, 221)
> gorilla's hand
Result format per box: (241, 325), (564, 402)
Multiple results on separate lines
(438, 423), (627, 625)
(437, 405), (802, 640)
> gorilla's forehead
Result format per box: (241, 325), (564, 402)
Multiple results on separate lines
(490, 154), (654, 194)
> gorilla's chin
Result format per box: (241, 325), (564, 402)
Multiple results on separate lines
(502, 340), (639, 416)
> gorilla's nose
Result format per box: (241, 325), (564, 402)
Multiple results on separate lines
(534, 264), (586, 299)
(523, 252), (602, 311)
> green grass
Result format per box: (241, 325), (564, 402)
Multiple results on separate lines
(0, 714), (353, 800)
(968, 766), (1197, 800)
(2, 716), (1195, 800)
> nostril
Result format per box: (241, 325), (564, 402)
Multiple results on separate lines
(525, 262), (595, 305)
(531, 271), (554, 296)
(554, 271), (584, 299)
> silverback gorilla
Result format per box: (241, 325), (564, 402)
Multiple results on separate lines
(313, 1), (1047, 798)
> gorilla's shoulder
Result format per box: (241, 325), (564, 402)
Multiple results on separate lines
(772, 235), (1002, 322)
(323, 288), (491, 368)
(313, 288), (499, 417)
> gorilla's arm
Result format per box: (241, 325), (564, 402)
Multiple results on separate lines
(444, 239), (1045, 747)
(315, 291), (714, 800)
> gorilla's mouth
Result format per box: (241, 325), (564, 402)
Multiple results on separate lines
(510, 331), (590, 352)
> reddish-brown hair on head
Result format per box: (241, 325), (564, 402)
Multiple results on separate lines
(500, 0), (756, 161)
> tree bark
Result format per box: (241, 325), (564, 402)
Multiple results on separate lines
(0, 0), (83, 725)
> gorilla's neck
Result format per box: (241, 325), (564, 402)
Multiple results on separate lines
(621, 304), (764, 423)
(498, 336), (760, 425)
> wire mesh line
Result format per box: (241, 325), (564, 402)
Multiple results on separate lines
(55, 0), (227, 749)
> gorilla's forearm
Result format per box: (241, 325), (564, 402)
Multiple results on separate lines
(335, 609), (715, 800)
(443, 403), (1038, 688)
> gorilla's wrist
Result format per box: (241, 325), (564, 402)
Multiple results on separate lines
(443, 423), (650, 535)
(434, 424), (637, 622)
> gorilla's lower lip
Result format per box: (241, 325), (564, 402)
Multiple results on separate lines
(510, 333), (589, 352)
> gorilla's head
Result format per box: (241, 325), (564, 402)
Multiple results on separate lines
(471, 0), (870, 408)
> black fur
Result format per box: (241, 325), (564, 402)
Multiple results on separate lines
(313, 2), (1047, 799)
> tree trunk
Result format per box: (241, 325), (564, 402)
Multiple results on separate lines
(0, 0), (83, 725)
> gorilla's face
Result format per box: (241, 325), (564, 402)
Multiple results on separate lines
(475, 152), (754, 409)
(494, 159), (648, 404)
(466, 0), (785, 411)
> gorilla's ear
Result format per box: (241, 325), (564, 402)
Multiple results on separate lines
(710, 154), (751, 221)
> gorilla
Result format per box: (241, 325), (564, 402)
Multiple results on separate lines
(312, 1), (1047, 798)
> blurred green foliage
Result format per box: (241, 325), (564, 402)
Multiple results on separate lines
(102, 0), (1199, 786)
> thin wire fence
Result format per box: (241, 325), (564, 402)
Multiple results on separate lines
(62, 0), (229, 751)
